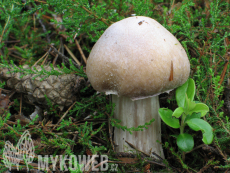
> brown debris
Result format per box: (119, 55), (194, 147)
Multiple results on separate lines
(117, 157), (138, 164)
(0, 88), (14, 114)
(11, 114), (31, 125)
(226, 78), (230, 115)
(144, 163), (151, 172)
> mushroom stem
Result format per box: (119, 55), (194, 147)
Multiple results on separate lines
(112, 95), (164, 159)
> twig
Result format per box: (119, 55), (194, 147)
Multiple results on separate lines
(125, 140), (150, 157)
(105, 112), (114, 151)
(33, 51), (49, 66)
(24, 3), (50, 43)
(0, 4), (14, 43)
(19, 93), (22, 115)
(226, 78), (230, 114)
(113, 152), (169, 169)
(87, 159), (108, 172)
(34, 0), (112, 28)
(71, 133), (78, 150)
(213, 142), (228, 162)
(151, 152), (178, 172)
(197, 158), (214, 173)
(8, 53), (24, 61)
(84, 154), (97, 173)
(41, 47), (52, 65)
(224, 168), (230, 173)
(52, 101), (76, 130)
(185, 144), (206, 154)
(37, 14), (51, 43)
(4, 40), (20, 43)
(218, 53), (229, 87)
(49, 44), (80, 69)
(115, 152), (139, 158)
(74, 37), (87, 64)
(52, 39), (62, 66)
(44, 131), (78, 136)
(151, 152), (164, 161)
(217, 116), (230, 135)
(8, 90), (16, 98)
(64, 44), (81, 66)
(202, 144), (220, 155)
(145, 160), (166, 167)
(4, 123), (22, 137)
(75, 1), (111, 26)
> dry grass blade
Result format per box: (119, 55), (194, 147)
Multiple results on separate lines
(125, 140), (150, 157)
(74, 38), (87, 64)
(49, 44), (80, 69)
(52, 101), (76, 130)
(64, 44), (81, 66)
(33, 51), (49, 66)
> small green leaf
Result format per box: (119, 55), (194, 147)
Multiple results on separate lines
(177, 133), (194, 152)
(172, 107), (184, 118)
(188, 99), (196, 111)
(188, 103), (209, 117)
(183, 95), (188, 112)
(176, 80), (188, 108)
(184, 94), (196, 114)
(187, 78), (195, 101)
(176, 78), (196, 108)
(186, 118), (213, 144)
(158, 108), (180, 128)
(185, 112), (201, 122)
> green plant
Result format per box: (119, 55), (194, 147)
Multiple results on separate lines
(159, 78), (213, 153)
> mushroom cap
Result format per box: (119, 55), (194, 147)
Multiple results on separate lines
(86, 16), (190, 100)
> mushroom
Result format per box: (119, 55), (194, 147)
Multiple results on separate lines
(86, 16), (190, 158)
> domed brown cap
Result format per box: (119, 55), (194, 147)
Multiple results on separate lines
(86, 16), (190, 100)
